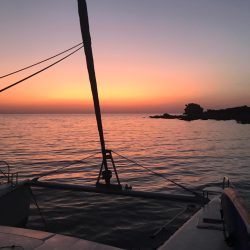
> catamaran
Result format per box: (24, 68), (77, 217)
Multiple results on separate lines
(0, 1), (249, 249)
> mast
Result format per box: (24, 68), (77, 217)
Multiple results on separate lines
(77, 0), (120, 187)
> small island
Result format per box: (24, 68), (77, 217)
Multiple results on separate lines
(150, 103), (250, 124)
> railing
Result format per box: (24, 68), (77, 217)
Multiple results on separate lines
(222, 176), (230, 189)
(221, 187), (250, 249)
(0, 161), (18, 187)
(201, 176), (230, 206)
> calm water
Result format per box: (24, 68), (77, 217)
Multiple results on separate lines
(1, 114), (250, 249)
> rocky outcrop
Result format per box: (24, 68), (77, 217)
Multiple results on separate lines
(150, 105), (250, 124)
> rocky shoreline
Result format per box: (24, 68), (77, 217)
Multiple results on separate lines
(150, 104), (250, 124)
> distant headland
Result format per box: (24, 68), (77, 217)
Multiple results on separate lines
(150, 103), (250, 124)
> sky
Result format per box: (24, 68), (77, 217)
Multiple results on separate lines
(0, 0), (249, 114)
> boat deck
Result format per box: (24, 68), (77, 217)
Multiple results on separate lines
(0, 225), (121, 250)
(159, 198), (231, 250)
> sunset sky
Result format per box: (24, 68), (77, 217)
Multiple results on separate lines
(0, 0), (249, 114)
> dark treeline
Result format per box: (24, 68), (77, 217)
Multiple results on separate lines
(150, 103), (250, 124)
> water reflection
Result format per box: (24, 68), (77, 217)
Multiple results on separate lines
(1, 114), (250, 248)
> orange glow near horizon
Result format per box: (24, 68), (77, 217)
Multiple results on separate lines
(1, 63), (249, 114)
(0, 1), (249, 114)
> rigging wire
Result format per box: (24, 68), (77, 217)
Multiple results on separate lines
(32, 152), (100, 181)
(112, 150), (203, 198)
(0, 46), (83, 93)
(151, 205), (189, 238)
(0, 42), (83, 79)
(28, 187), (48, 231)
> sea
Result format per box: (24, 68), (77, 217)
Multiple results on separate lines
(1, 114), (250, 249)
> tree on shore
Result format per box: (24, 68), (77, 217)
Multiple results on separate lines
(184, 103), (204, 117)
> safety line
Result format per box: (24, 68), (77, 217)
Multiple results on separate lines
(0, 42), (83, 79)
(0, 46), (83, 93)
(32, 152), (100, 181)
(112, 150), (203, 198)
